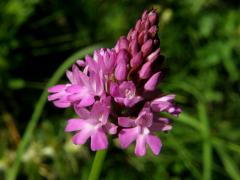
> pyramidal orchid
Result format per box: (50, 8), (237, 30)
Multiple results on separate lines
(48, 9), (181, 157)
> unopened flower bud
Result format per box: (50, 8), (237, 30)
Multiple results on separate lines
(144, 19), (150, 29)
(131, 30), (138, 40)
(144, 72), (161, 91)
(148, 11), (158, 25)
(130, 52), (143, 68)
(115, 63), (127, 81)
(141, 39), (153, 57)
(135, 20), (141, 30)
(138, 31), (147, 45)
(117, 50), (129, 64)
(139, 60), (154, 79)
(142, 10), (148, 20)
(146, 48), (160, 62)
(118, 37), (129, 50)
(76, 60), (86, 67)
(148, 26), (157, 37)
(129, 40), (139, 56)
(127, 28), (133, 40)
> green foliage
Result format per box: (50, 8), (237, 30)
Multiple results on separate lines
(0, 0), (239, 179)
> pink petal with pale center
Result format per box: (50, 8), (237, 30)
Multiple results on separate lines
(135, 135), (147, 156)
(72, 128), (93, 145)
(77, 95), (95, 107)
(119, 127), (140, 148)
(53, 100), (71, 108)
(65, 119), (87, 132)
(146, 135), (162, 155)
(48, 84), (66, 92)
(91, 128), (108, 151)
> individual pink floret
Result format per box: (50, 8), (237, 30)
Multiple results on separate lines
(110, 81), (142, 107)
(151, 94), (181, 116)
(65, 97), (117, 151)
(118, 105), (162, 156)
(48, 64), (105, 108)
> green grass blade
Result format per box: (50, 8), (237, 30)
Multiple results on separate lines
(202, 140), (212, 180)
(160, 112), (202, 131)
(197, 103), (212, 180)
(168, 135), (202, 179)
(7, 44), (106, 180)
(213, 140), (240, 180)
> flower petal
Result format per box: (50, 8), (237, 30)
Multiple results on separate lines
(74, 107), (90, 119)
(48, 93), (63, 101)
(150, 121), (172, 132)
(105, 122), (118, 134)
(146, 135), (162, 155)
(65, 84), (81, 93)
(153, 94), (176, 102)
(76, 60), (86, 67)
(48, 84), (66, 92)
(91, 128), (108, 151)
(66, 70), (74, 83)
(53, 100), (71, 108)
(151, 101), (171, 112)
(78, 95), (95, 107)
(123, 96), (142, 107)
(135, 134), (147, 156)
(72, 65), (82, 84)
(72, 129), (92, 145)
(78, 70), (90, 86)
(68, 90), (85, 101)
(65, 119), (87, 132)
(119, 127), (139, 148)
(118, 117), (135, 127)
(86, 55), (98, 72)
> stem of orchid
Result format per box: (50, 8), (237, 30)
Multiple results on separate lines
(88, 149), (107, 180)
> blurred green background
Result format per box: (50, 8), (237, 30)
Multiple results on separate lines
(0, 0), (240, 179)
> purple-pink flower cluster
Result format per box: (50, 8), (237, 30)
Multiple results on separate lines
(48, 10), (181, 156)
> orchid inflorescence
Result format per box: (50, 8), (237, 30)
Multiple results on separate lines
(48, 9), (181, 156)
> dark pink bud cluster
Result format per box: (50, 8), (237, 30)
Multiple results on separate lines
(114, 10), (162, 92)
(48, 10), (181, 156)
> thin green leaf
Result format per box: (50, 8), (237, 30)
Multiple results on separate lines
(168, 135), (202, 179)
(160, 112), (202, 131)
(197, 103), (212, 180)
(213, 140), (240, 180)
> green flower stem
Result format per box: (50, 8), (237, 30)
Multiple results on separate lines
(88, 150), (107, 180)
(7, 44), (105, 180)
